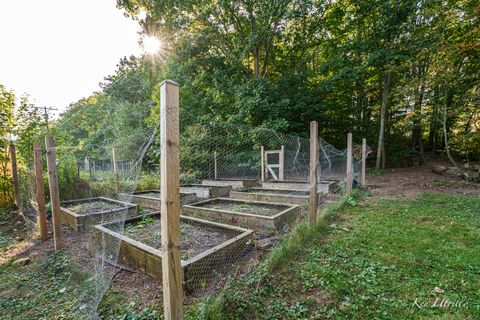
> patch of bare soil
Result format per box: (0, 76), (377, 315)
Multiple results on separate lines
(122, 216), (233, 260)
(199, 199), (285, 216)
(366, 160), (480, 199)
(137, 192), (160, 198)
(65, 200), (124, 214)
(245, 189), (308, 196)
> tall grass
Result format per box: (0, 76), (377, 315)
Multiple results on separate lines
(187, 190), (360, 319)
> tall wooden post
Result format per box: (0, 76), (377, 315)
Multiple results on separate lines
(34, 142), (48, 240)
(214, 151), (218, 179)
(260, 146), (265, 183)
(309, 121), (318, 226)
(45, 136), (64, 250)
(279, 145), (285, 181)
(346, 133), (353, 196)
(160, 80), (183, 320)
(361, 138), (367, 186)
(112, 148), (120, 193)
(88, 158), (93, 178)
(9, 144), (21, 210)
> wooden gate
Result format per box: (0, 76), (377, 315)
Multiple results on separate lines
(261, 145), (285, 181)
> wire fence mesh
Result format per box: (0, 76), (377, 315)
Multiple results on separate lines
(16, 115), (371, 317)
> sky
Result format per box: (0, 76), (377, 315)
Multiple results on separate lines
(0, 0), (144, 117)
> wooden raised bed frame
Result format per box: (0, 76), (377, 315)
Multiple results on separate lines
(201, 179), (261, 190)
(262, 180), (340, 194)
(230, 188), (322, 206)
(182, 198), (301, 233)
(60, 197), (138, 231)
(119, 190), (196, 208)
(95, 213), (254, 291)
(180, 184), (232, 199)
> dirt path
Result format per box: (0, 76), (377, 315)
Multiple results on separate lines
(366, 162), (480, 199)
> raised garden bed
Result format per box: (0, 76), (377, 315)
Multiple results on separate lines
(60, 197), (138, 231)
(262, 180), (340, 194)
(180, 184), (232, 199)
(230, 188), (322, 206)
(182, 198), (301, 233)
(201, 179), (261, 190)
(95, 213), (254, 290)
(119, 190), (196, 208)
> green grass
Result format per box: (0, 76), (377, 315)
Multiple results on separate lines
(0, 251), (96, 319)
(187, 192), (480, 319)
(1, 192), (479, 319)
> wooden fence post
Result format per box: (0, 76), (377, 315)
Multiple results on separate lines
(309, 121), (318, 226)
(160, 80), (183, 320)
(34, 142), (48, 240)
(9, 144), (21, 209)
(361, 138), (367, 186)
(112, 148), (120, 193)
(346, 133), (353, 196)
(214, 151), (218, 179)
(45, 136), (64, 250)
(260, 146), (265, 183)
(279, 145), (285, 181)
(88, 158), (93, 178)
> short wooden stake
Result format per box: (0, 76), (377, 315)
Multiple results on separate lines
(346, 133), (353, 195)
(112, 148), (120, 193)
(260, 146), (265, 183)
(214, 151), (218, 179)
(361, 138), (367, 186)
(9, 144), (21, 210)
(45, 136), (64, 250)
(279, 145), (285, 181)
(34, 142), (48, 240)
(160, 80), (184, 320)
(309, 121), (318, 226)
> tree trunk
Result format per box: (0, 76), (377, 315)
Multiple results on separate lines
(443, 86), (458, 168)
(253, 45), (260, 78)
(429, 88), (438, 155)
(376, 70), (391, 168)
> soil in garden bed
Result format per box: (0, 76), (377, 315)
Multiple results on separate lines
(122, 216), (233, 260)
(242, 189), (308, 196)
(135, 192), (160, 198)
(64, 200), (125, 214)
(196, 199), (287, 217)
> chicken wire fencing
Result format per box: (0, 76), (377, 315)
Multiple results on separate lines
(15, 127), (155, 318)
(16, 120), (368, 317)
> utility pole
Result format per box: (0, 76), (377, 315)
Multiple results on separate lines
(32, 106), (58, 132)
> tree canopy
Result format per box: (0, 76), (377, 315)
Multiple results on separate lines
(3, 0), (479, 170)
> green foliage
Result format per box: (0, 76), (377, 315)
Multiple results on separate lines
(0, 85), (15, 207)
(187, 192), (480, 319)
(0, 251), (95, 319)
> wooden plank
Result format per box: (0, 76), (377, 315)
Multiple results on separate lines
(213, 151), (217, 179)
(267, 165), (279, 180)
(361, 138), (367, 186)
(279, 145), (285, 181)
(267, 164), (280, 168)
(160, 80), (184, 320)
(264, 150), (281, 155)
(45, 136), (64, 250)
(9, 144), (21, 210)
(260, 146), (265, 182)
(346, 133), (353, 195)
(34, 142), (48, 240)
(309, 121), (318, 226)
(112, 148), (120, 194)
